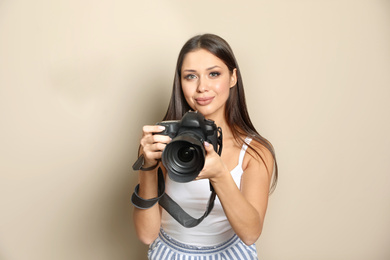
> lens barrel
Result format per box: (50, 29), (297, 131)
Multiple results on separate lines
(161, 133), (205, 183)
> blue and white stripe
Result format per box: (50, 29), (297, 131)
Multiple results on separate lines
(148, 229), (258, 260)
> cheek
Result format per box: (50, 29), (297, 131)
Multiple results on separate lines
(214, 81), (231, 97)
(181, 83), (195, 105)
(181, 83), (190, 98)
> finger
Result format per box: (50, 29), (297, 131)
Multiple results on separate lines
(140, 133), (170, 148)
(140, 135), (154, 147)
(143, 150), (163, 160)
(142, 141), (166, 154)
(195, 173), (204, 180)
(203, 141), (215, 154)
(142, 125), (166, 135)
(151, 134), (172, 144)
(150, 142), (167, 152)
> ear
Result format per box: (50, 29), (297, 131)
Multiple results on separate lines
(230, 68), (237, 88)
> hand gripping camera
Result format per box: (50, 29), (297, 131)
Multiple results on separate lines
(157, 111), (222, 183)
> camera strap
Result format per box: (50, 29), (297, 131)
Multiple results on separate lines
(131, 127), (223, 228)
(132, 168), (217, 228)
(159, 183), (217, 228)
(216, 127), (223, 160)
(131, 167), (165, 209)
(158, 127), (222, 228)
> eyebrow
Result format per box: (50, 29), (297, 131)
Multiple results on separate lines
(182, 65), (221, 73)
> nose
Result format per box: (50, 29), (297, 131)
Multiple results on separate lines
(197, 76), (208, 93)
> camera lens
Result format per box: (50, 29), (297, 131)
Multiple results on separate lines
(178, 146), (195, 163)
(161, 133), (205, 183)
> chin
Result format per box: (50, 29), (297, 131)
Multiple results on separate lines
(199, 110), (222, 121)
(194, 107), (211, 115)
(190, 103), (223, 120)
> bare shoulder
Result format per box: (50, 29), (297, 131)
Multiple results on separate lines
(242, 139), (275, 177)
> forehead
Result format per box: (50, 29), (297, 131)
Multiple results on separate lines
(181, 49), (227, 70)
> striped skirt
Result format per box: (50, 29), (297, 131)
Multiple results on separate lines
(148, 229), (258, 260)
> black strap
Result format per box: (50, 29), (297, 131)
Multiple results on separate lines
(159, 188), (216, 228)
(132, 154), (160, 171)
(131, 168), (165, 209)
(132, 167), (216, 228)
(131, 128), (222, 227)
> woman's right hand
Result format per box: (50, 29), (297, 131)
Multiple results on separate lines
(139, 125), (171, 169)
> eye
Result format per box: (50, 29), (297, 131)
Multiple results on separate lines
(209, 72), (220, 77)
(184, 74), (197, 80)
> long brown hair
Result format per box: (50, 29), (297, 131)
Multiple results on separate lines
(162, 34), (278, 193)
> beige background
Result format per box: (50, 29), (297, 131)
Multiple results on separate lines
(1, 0), (389, 259)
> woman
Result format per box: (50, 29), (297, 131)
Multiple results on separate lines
(132, 34), (277, 259)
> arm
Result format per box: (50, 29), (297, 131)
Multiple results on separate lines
(132, 125), (171, 245)
(196, 141), (274, 245)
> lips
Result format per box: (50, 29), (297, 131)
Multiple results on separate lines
(195, 96), (214, 106)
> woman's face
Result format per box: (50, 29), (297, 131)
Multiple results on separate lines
(180, 49), (237, 122)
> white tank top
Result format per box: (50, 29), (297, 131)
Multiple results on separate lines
(161, 137), (252, 246)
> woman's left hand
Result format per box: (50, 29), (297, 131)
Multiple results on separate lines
(195, 141), (229, 182)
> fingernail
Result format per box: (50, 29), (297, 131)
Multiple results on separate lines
(158, 126), (165, 130)
(204, 141), (210, 147)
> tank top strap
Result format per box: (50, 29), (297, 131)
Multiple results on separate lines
(238, 137), (252, 167)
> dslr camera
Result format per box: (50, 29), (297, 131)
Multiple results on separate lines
(156, 111), (222, 183)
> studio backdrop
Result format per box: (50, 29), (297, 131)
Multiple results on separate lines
(1, 0), (389, 259)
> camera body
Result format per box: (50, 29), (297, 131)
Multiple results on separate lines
(156, 111), (221, 183)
